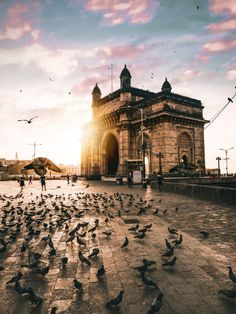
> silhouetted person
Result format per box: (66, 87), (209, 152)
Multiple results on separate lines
(157, 172), (164, 191)
(67, 175), (70, 184)
(127, 172), (133, 188)
(29, 175), (33, 184)
(19, 177), (25, 193)
(40, 175), (46, 191)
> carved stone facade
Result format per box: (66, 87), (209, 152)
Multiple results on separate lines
(81, 65), (207, 177)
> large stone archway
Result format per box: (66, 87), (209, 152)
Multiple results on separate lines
(101, 133), (119, 175)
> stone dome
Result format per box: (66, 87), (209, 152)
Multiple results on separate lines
(120, 64), (131, 78)
(161, 78), (172, 93)
(92, 83), (101, 95)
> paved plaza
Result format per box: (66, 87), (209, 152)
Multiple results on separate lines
(0, 179), (236, 314)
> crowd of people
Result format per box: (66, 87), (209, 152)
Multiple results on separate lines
(17, 171), (164, 193)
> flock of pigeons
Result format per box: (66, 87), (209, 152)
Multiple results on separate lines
(0, 189), (236, 313)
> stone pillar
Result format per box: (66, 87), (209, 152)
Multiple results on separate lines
(90, 134), (100, 176)
(194, 125), (205, 173)
(117, 113), (130, 176)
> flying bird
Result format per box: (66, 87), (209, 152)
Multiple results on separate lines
(228, 97), (233, 103)
(17, 116), (39, 124)
(24, 157), (62, 176)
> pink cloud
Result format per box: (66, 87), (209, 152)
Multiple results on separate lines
(183, 70), (202, 79)
(0, 3), (40, 41)
(197, 55), (210, 62)
(209, 0), (236, 15)
(84, 0), (159, 25)
(96, 44), (145, 59)
(7, 3), (29, 27)
(225, 64), (236, 80)
(31, 29), (41, 40)
(172, 70), (203, 85)
(72, 77), (110, 95)
(204, 39), (236, 52)
(0, 24), (31, 40)
(208, 18), (236, 32)
(226, 69), (236, 80)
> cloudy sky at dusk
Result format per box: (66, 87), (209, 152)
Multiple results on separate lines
(0, 0), (235, 172)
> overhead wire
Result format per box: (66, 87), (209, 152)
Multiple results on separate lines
(205, 91), (236, 130)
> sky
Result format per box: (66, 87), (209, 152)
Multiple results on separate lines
(0, 0), (236, 173)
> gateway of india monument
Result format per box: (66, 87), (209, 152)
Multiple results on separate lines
(81, 65), (207, 178)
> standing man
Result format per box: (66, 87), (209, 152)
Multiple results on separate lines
(40, 175), (46, 191)
(19, 177), (25, 193)
(157, 172), (164, 192)
(29, 175), (33, 184)
(127, 172), (133, 188)
(67, 174), (70, 184)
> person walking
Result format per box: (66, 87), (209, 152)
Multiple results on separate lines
(19, 177), (25, 193)
(29, 175), (33, 184)
(40, 175), (46, 191)
(127, 172), (133, 188)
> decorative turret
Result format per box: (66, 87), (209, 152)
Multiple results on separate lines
(92, 83), (101, 106)
(120, 64), (131, 88)
(161, 78), (172, 93)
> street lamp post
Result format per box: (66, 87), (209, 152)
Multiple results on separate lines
(139, 108), (145, 178)
(219, 147), (234, 175)
(28, 142), (42, 159)
(216, 157), (221, 176)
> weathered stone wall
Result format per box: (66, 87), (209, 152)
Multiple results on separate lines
(161, 182), (236, 207)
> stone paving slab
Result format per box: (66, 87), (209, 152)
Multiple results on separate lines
(0, 180), (235, 313)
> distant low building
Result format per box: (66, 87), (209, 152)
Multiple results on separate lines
(58, 164), (80, 176)
(0, 158), (32, 179)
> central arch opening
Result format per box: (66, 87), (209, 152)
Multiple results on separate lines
(106, 134), (119, 175)
(179, 132), (192, 164)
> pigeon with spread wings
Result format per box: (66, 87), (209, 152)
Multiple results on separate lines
(24, 157), (62, 175)
(17, 116), (39, 124)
